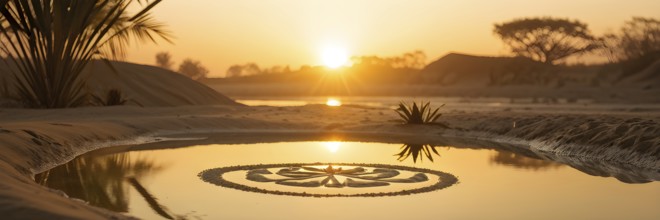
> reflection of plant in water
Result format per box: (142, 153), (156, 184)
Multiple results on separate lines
(490, 151), (562, 170)
(394, 144), (442, 163)
(127, 177), (188, 220)
(35, 153), (163, 212)
(247, 165), (429, 188)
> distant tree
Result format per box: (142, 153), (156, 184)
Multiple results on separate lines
(351, 55), (389, 66)
(494, 17), (598, 64)
(281, 65), (292, 74)
(243, 63), (261, 75)
(155, 52), (174, 70)
(299, 65), (312, 72)
(226, 65), (243, 77)
(351, 50), (427, 69)
(225, 63), (261, 77)
(602, 17), (660, 61)
(178, 59), (208, 80)
(267, 65), (292, 74)
(398, 50), (427, 69)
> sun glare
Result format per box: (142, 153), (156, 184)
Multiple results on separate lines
(326, 98), (342, 107)
(323, 141), (342, 153)
(321, 47), (349, 69)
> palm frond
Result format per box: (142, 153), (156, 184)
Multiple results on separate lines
(0, 0), (170, 108)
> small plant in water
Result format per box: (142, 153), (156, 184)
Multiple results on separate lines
(395, 144), (441, 163)
(92, 89), (128, 106)
(395, 101), (445, 124)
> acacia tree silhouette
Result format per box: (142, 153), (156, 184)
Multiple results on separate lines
(0, 0), (171, 108)
(494, 17), (598, 64)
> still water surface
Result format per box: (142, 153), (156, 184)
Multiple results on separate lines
(234, 96), (600, 107)
(37, 141), (659, 220)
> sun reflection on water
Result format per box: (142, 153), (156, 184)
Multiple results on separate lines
(326, 98), (342, 107)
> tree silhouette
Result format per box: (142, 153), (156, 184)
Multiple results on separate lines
(178, 58), (209, 80)
(155, 51), (174, 70)
(226, 65), (243, 78)
(225, 63), (261, 77)
(266, 65), (292, 74)
(400, 50), (427, 69)
(494, 17), (598, 64)
(351, 50), (427, 69)
(602, 17), (660, 61)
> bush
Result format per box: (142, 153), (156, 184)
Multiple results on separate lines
(155, 51), (174, 70)
(395, 101), (445, 124)
(178, 59), (209, 80)
(602, 17), (660, 62)
(91, 89), (128, 106)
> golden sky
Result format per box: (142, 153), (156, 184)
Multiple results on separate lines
(125, 0), (660, 77)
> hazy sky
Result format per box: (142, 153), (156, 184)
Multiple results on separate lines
(125, 0), (660, 77)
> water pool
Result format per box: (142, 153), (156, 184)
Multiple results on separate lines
(37, 140), (660, 219)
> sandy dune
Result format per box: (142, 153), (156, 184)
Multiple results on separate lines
(1, 61), (238, 107)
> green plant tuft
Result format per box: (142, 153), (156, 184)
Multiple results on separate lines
(395, 101), (445, 124)
(92, 89), (128, 106)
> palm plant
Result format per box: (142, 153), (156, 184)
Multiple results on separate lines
(395, 101), (445, 124)
(91, 88), (128, 106)
(0, 0), (171, 108)
(394, 144), (441, 163)
(127, 177), (181, 219)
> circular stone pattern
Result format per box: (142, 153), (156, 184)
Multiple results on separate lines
(198, 163), (458, 197)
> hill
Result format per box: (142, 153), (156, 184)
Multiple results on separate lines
(420, 53), (551, 86)
(621, 59), (660, 88)
(0, 61), (238, 107)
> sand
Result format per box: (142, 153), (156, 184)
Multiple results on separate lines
(0, 60), (238, 107)
(1, 103), (659, 219)
(0, 62), (658, 219)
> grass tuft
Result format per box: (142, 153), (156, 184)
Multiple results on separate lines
(92, 89), (128, 106)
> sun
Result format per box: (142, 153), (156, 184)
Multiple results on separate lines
(321, 46), (349, 69)
(326, 97), (342, 107)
